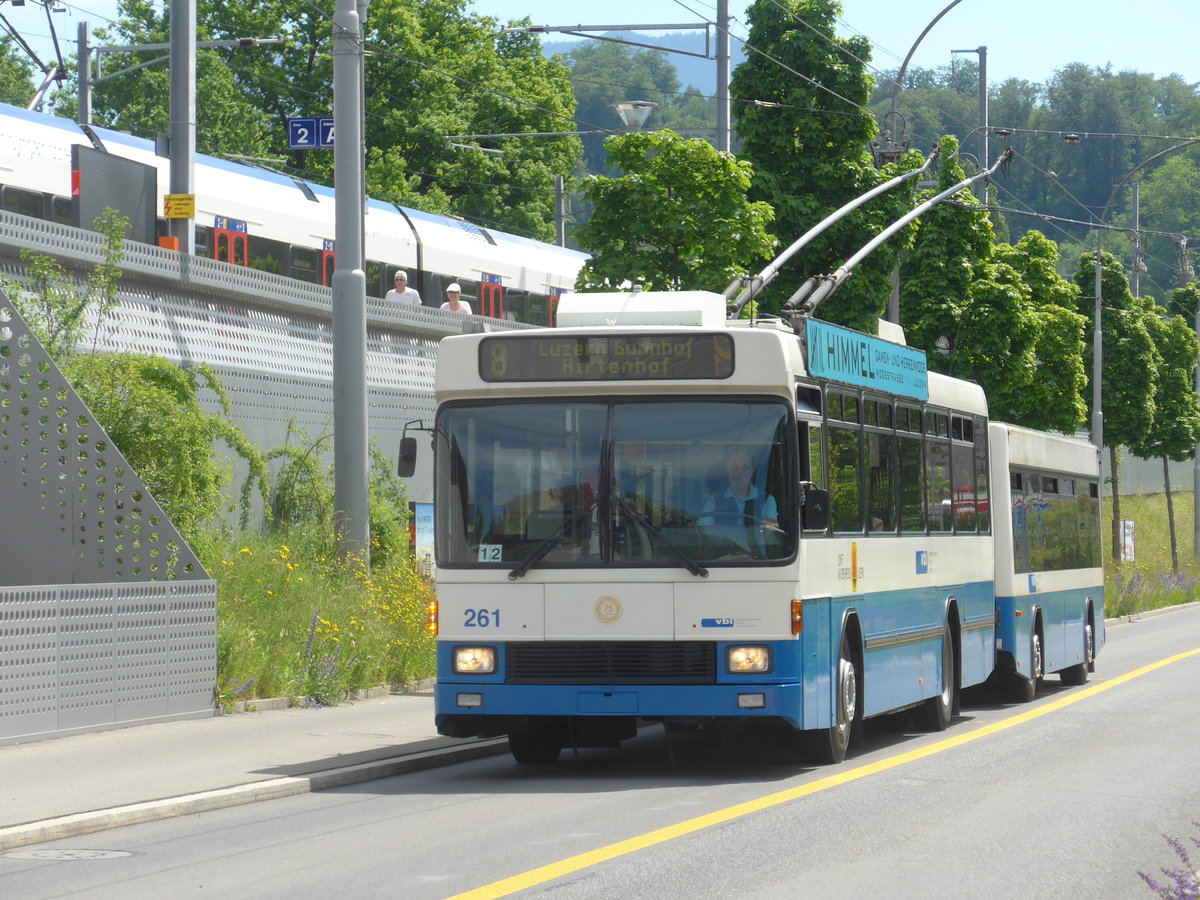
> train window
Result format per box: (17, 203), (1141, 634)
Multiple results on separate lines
(290, 246), (321, 284)
(249, 236), (288, 276)
(2, 185), (44, 218)
(194, 225), (210, 258)
(49, 195), (72, 225)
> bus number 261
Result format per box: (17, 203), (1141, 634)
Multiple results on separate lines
(464, 608), (500, 628)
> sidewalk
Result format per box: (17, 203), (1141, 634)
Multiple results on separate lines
(0, 687), (506, 851)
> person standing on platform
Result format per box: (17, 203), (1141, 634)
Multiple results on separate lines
(386, 270), (421, 305)
(441, 283), (472, 314)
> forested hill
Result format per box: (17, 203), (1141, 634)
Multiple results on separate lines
(544, 32), (747, 92)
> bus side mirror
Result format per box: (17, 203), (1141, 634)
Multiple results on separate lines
(801, 483), (829, 531)
(397, 436), (418, 478)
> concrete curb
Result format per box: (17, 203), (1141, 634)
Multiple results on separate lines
(1105, 599), (1200, 627)
(0, 737), (507, 852)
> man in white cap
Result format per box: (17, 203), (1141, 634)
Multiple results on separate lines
(385, 270), (421, 305)
(441, 282), (472, 314)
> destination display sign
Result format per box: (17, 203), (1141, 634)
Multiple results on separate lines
(806, 319), (929, 401)
(479, 333), (735, 382)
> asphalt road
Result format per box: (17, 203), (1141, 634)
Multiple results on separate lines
(3, 607), (1199, 900)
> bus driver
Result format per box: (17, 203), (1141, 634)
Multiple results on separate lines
(699, 446), (778, 531)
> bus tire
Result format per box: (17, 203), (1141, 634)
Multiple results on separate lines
(1059, 618), (1094, 686)
(917, 623), (954, 731)
(508, 723), (562, 765)
(803, 631), (857, 765)
(1003, 630), (1040, 703)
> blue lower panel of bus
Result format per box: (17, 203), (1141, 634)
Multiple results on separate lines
(995, 583), (1104, 678)
(435, 680), (806, 735)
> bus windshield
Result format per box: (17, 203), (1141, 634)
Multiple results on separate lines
(435, 399), (796, 570)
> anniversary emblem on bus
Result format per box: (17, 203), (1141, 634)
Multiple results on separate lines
(594, 596), (623, 624)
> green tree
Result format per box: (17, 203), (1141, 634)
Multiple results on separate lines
(74, 0), (276, 163)
(730, 0), (910, 331)
(567, 40), (682, 175)
(1129, 290), (1200, 571)
(0, 35), (35, 106)
(991, 232), (1088, 432)
(1138, 152), (1200, 293)
(1073, 252), (1159, 562)
(572, 130), (774, 292)
(65, 353), (270, 543)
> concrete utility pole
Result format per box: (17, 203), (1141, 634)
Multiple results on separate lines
(168, 0), (196, 255)
(715, 0), (730, 152)
(332, 0), (370, 561)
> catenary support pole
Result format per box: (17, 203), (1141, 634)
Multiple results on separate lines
(332, 0), (370, 562)
(167, 0), (195, 254)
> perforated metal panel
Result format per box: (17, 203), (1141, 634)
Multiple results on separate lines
(0, 212), (533, 743)
(0, 293), (217, 743)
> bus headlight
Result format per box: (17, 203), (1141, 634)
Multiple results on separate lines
(453, 646), (497, 674)
(726, 645), (771, 673)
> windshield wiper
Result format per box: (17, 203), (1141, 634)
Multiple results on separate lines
(508, 497), (597, 580)
(615, 497), (709, 578)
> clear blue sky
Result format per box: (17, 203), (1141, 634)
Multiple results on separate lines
(5, 0), (1197, 87)
(469, 0), (1200, 85)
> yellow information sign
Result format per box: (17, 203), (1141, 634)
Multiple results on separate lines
(163, 193), (196, 219)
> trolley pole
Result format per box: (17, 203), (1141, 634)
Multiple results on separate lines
(332, 0), (370, 562)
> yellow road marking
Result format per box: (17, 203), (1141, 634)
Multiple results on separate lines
(448, 647), (1200, 900)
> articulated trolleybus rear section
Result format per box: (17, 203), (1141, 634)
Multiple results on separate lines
(423, 290), (1104, 765)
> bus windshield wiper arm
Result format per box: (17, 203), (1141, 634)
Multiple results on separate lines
(508, 497), (597, 580)
(615, 497), (708, 578)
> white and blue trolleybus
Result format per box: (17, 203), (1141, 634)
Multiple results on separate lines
(416, 290), (1104, 764)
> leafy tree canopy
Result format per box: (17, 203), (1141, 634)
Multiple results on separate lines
(0, 35), (35, 106)
(573, 130), (775, 292)
(731, 0), (911, 331)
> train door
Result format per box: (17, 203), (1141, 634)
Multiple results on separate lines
(478, 273), (505, 318)
(213, 216), (249, 266)
(548, 287), (566, 326)
(322, 240), (335, 286)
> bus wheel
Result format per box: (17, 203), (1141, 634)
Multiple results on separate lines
(917, 623), (954, 731)
(508, 723), (562, 765)
(1060, 619), (1093, 686)
(1003, 631), (1040, 703)
(803, 632), (857, 765)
